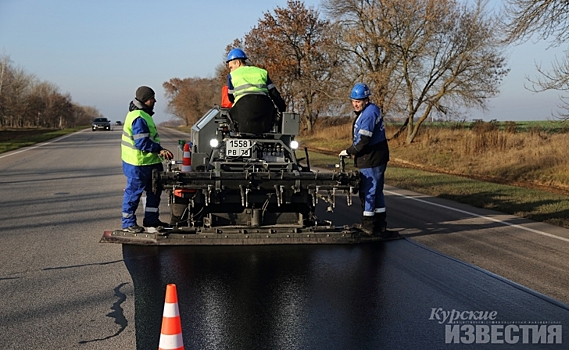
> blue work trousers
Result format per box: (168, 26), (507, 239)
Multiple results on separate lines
(359, 164), (386, 217)
(122, 163), (163, 228)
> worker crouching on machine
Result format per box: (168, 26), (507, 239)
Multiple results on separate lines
(225, 48), (287, 134)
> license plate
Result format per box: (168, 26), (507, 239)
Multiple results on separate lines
(226, 139), (252, 157)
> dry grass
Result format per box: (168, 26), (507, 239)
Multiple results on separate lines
(302, 119), (569, 195)
(390, 128), (569, 193)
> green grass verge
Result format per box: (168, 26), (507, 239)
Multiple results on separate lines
(0, 128), (85, 153)
(386, 166), (569, 228)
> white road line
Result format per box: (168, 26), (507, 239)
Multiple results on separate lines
(0, 130), (85, 159)
(386, 189), (569, 243)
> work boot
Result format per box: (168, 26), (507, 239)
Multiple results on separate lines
(374, 212), (402, 240)
(374, 212), (387, 234)
(359, 216), (375, 236)
(123, 225), (144, 233)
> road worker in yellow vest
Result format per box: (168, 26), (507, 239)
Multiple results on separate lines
(121, 86), (173, 233)
(226, 48), (286, 134)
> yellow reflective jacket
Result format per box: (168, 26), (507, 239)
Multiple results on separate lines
(229, 66), (269, 103)
(121, 110), (162, 166)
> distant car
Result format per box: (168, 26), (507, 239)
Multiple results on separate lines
(92, 118), (111, 131)
(115, 121), (122, 126)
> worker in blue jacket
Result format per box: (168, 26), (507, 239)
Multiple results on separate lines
(340, 83), (399, 239)
(121, 86), (173, 233)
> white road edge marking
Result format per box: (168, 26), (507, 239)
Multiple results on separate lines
(386, 189), (569, 243)
(0, 129), (86, 159)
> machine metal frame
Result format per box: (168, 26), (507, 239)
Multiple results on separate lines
(102, 106), (383, 245)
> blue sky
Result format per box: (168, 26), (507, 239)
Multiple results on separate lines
(0, 0), (564, 124)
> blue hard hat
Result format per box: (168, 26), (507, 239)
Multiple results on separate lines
(350, 83), (371, 100)
(226, 48), (248, 63)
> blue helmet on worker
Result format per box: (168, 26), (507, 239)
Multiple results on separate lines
(226, 48), (248, 63)
(350, 83), (371, 100)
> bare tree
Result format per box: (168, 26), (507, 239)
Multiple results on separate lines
(324, 0), (419, 117)
(0, 55), (11, 97)
(504, 0), (569, 119)
(325, 0), (508, 143)
(0, 65), (36, 128)
(504, 0), (569, 44)
(397, 0), (509, 143)
(0, 55), (92, 129)
(29, 81), (58, 127)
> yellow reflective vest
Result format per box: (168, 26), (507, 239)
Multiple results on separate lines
(230, 66), (269, 103)
(121, 110), (162, 166)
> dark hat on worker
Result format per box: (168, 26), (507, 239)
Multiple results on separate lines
(135, 86), (155, 102)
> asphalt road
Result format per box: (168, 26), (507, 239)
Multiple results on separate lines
(0, 127), (568, 349)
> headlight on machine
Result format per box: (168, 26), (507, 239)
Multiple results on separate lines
(290, 140), (299, 149)
(210, 139), (219, 148)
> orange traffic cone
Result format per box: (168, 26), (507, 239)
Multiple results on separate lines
(159, 284), (184, 350)
(181, 143), (192, 172)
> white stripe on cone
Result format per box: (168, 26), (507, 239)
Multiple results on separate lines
(159, 334), (184, 349)
(163, 302), (179, 317)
